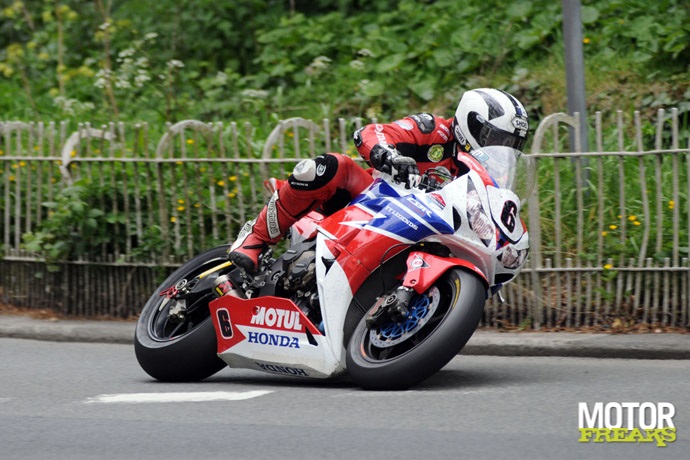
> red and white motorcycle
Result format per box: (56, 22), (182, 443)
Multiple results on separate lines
(135, 146), (535, 390)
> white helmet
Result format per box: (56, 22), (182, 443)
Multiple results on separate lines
(451, 88), (529, 154)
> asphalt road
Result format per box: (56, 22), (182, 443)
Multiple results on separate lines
(1, 338), (688, 460)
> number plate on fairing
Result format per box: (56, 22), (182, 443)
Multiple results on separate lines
(486, 186), (524, 243)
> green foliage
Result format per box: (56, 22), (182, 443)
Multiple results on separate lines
(1, 0), (688, 125)
(582, 0), (690, 67)
(21, 179), (107, 269)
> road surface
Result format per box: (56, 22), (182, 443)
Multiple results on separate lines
(1, 338), (687, 459)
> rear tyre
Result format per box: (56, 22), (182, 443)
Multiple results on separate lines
(346, 268), (485, 390)
(134, 246), (230, 382)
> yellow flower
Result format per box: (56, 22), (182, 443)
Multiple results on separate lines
(628, 215), (637, 221)
(177, 199), (185, 204)
(77, 65), (94, 78)
(177, 206), (185, 212)
(186, 139), (194, 144)
(603, 263), (613, 270)
(633, 221), (641, 226)
(33, 145), (40, 151)
(287, 131), (294, 138)
(170, 216), (176, 223)
(217, 180), (225, 187)
(19, 161), (25, 167)
(194, 203), (200, 208)
(9, 175), (15, 181)
(176, 161), (183, 165)
(227, 192), (236, 198)
(70, 150), (76, 157)
(229, 175), (237, 181)
(609, 225), (618, 230)
(200, 167), (207, 173)
(668, 200), (675, 210)
(601, 231), (608, 237)
(0, 149), (4, 155)
(583, 37), (591, 44)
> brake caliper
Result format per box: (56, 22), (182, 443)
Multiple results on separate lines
(366, 286), (415, 328)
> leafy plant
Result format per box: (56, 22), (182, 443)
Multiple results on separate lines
(21, 180), (107, 269)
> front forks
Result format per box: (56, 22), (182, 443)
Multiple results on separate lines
(366, 286), (416, 327)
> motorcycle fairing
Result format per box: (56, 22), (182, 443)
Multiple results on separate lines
(348, 177), (400, 206)
(290, 210), (324, 242)
(485, 185), (524, 244)
(420, 171), (528, 288)
(209, 295), (343, 378)
(317, 178), (459, 290)
(317, 204), (407, 292)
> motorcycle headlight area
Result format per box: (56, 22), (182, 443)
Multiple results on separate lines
(498, 245), (528, 269)
(466, 185), (495, 247)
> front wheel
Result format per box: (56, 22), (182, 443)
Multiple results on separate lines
(346, 268), (486, 390)
(134, 246), (230, 382)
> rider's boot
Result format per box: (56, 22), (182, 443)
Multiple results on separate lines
(227, 192), (297, 273)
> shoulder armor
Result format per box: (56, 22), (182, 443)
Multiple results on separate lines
(409, 113), (436, 134)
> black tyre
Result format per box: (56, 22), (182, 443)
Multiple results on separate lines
(346, 268), (485, 390)
(134, 246), (230, 382)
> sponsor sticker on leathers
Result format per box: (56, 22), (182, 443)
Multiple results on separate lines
(427, 144), (444, 162)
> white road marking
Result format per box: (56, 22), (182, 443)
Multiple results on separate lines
(84, 390), (273, 404)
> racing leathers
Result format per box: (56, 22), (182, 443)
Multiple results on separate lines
(227, 113), (469, 273)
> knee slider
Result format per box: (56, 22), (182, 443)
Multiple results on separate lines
(292, 159), (318, 182)
(288, 154), (339, 190)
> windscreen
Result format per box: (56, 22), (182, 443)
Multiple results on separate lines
(469, 146), (535, 203)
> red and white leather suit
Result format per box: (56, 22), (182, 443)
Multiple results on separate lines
(228, 113), (468, 272)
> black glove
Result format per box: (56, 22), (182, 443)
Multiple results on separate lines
(369, 143), (398, 174)
(390, 155), (421, 189)
(369, 144), (420, 189)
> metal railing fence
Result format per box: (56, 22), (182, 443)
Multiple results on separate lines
(1, 110), (689, 328)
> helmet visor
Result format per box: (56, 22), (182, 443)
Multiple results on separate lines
(478, 123), (526, 151)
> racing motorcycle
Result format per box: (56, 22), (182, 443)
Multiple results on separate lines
(135, 146), (535, 390)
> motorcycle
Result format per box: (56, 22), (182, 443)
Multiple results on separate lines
(134, 146), (535, 390)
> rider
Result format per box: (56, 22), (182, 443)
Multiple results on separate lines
(227, 88), (530, 273)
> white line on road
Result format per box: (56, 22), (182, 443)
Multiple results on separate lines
(84, 390), (273, 404)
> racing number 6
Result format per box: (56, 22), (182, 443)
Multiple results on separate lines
(500, 200), (518, 233)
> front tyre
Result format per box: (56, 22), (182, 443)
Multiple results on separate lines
(135, 246), (230, 382)
(346, 269), (485, 390)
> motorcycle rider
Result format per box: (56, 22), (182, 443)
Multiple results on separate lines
(227, 88), (530, 273)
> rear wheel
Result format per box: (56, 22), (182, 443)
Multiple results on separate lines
(346, 268), (485, 390)
(134, 246), (230, 382)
